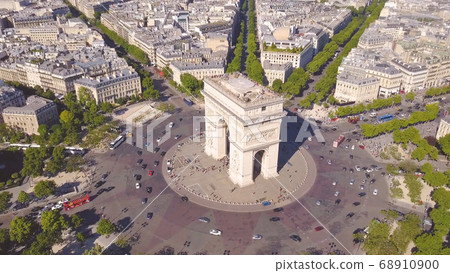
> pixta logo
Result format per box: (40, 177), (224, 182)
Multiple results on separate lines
(125, 105), (172, 152)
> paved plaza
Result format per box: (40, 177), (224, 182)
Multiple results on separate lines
(163, 137), (317, 212)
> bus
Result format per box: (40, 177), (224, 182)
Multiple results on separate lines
(378, 114), (393, 123)
(109, 135), (125, 150)
(184, 98), (193, 106)
(64, 147), (87, 155)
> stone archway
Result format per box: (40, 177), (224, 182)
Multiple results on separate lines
(253, 150), (265, 180)
(202, 73), (286, 187)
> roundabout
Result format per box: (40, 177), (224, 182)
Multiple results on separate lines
(162, 137), (318, 212)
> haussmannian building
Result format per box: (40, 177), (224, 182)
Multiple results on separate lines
(262, 60), (293, 86)
(2, 95), (58, 135)
(170, 61), (225, 85)
(334, 72), (380, 103)
(0, 84), (26, 122)
(73, 68), (141, 104)
(436, 116), (450, 140)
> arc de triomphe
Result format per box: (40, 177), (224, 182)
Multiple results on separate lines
(202, 73), (286, 187)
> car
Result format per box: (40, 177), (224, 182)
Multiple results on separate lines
(160, 151), (166, 156)
(290, 235), (302, 242)
(332, 181), (337, 186)
(198, 217), (210, 223)
(373, 189), (378, 195)
(329, 150), (333, 154)
(365, 173), (371, 179)
(146, 187), (152, 194)
(101, 174), (108, 180)
(209, 229), (222, 236)
(370, 179), (376, 184)
(332, 127), (337, 131)
(349, 154), (354, 159)
(147, 212), (153, 219)
(137, 151), (142, 156)
(381, 172), (386, 176)
(94, 181), (105, 188)
(353, 202), (360, 206)
(327, 159), (332, 165)
(314, 226), (324, 231)
(316, 200), (321, 206)
(141, 198), (147, 204)
(167, 168), (172, 173)
(362, 167), (368, 171)
(135, 183), (141, 189)
(345, 144), (350, 149)
(168, 122), (174, 128)
(366, 168), (374, 173)
(349, 168), (354, 173)
(137, 159), (143, 165)
(273, 207), (284, 212)
(346, 212), (355, 218)
(154, 160), (159, 166)
(375, 166), (382, 171)
(304, 144), (310, 150)
(174, 134), (181, 140)
(342, 167), (347, 172)
(262, 201), (271, 206)
(148, 170), (154, 176)
(321, 142), (326, 146)
(167, 160), (171, 165)
(360, 185), (364, 190)
(307, 137), (312, 142)
(252, 234), (263, 240)
(334, 191), (339, 197)
(355, 165), (361, 171)
(359, 192), (366, 197)
(134, 174), (142, 180)
(350, 179), (355, 185)
(270, 217), (280, 222)
(319, 156), (324, 160)
(154, 147), (160, 153)
(156, 137), (161, 143)
(141, 164), (147, 169)
(181, 196), (189, 202)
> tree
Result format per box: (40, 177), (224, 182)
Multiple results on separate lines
(65, 155), (85, 172)
(0, 192), (12, 213)
(38, 124), (49, 139)
(46, 146), (66, 174)
(20, 147), (48, 177)
(41, 210), (68, 233)
(115, 236), (129, 248)
(23, 231), (61, 255)
(0, 228), (10, 254)
(9, 216), (35, 244)
(142, 77), (153, 89)
(272, 79), (283, 93)
(432, 188), (450, 209)
(405, 92), (415, 101)
(34, 180), (56, 199)
(100, 102), (114, 113)
(60, 110), (75, 125)
(48, 124), (64, 146)
(76, 232), (86, 243)
(438, 134), (450, 157)
(70, 214), (84, 229)
(96, 219), (115, 235)
(83, 243), (103, 255)
(143, 87), (160, 100)
(398, 160), (417, 174)
(414, 233), (444, 255)
(17, 191), (30, 204)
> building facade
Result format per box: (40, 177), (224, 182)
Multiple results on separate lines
(334, 72), (380, 103)
(170, 61), (225, 85)
(0, 84), (26, 122)
(436, 116), (450, 140)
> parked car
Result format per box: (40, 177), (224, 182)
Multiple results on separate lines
(148, 170), (154, 176)
(147, 212), (153, 219)
(181, 196), (189, 202)
(314, 226), (324, 231)
(154, 160), (159, 166)
(137, 151), (142, 156)
(94, 181), (105, 188)
(146, 187), (152, 194)
(209, 229), (222, 236)
(137, 159), (143, 165)
(252, 234), (263, 240)
(332, 181), (337, 186)
(141, 164), (147, 169)
(334, 191), (340, 197)
(355, 165), (361, 171)
(135, 183), (141, 189)
(350, 179), (355, 185)
(373, 189), (378, 195)
(198, 217), (210, 223)
(290, 235), (301, 242)
(168, 122), (174, 128)
(273, 207), (284, 212)
(141, 198), (147, 204)
(174, 134), (181, 140)
(154, 147), (160, 153)
(270, 217), (281, 222)
(101, 174), (108, 180)
(327, 159), (332, 165)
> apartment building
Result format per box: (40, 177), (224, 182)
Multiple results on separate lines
(170, 61), (225, 85)
(74, 68), (141, 104)
(0, 84), (26, 122)
(2, 95), (58, 135)
(29, 26), (61, 45)
(263, 60), (293, 86)
(334, 72), (380, 103)
(391, 58), (427, 93)
(260, 43), (314, 69)
(366, 63), (402, 98)
(436, 116), (450, 140)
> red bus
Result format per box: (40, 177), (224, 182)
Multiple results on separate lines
(63, 194), (90, 211)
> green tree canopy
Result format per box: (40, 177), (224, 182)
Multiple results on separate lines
(70, 214), (84, 229)
(9, 216), (35, 244)
(96, 219), (115, 235)
(0, 191), (12, 213)
(41, 210), (68, 233)
(17, 191), (30, 204)
(34, 180), (56, 198)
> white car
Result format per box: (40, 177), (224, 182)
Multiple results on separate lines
(366, 168), (374, 173)
(136, 183), (141, 189)
(373, 189), (378, 195)
(168, 122), (174, 128)
(156, 137), (161, 143)
(167, 168), (172, 173)
(209, 229), (222, 236)
(252, 234), (263, 240)
(334, 191), (340, 197)
(316, 200), (321, 206)
(167, 160), (171, 165)
(332, 181), (337, 186)
(350, 179), (355, 185)
(355, 165), (361, 171)
(327, 159), (332, 165)
(351, 145), (355, 150)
